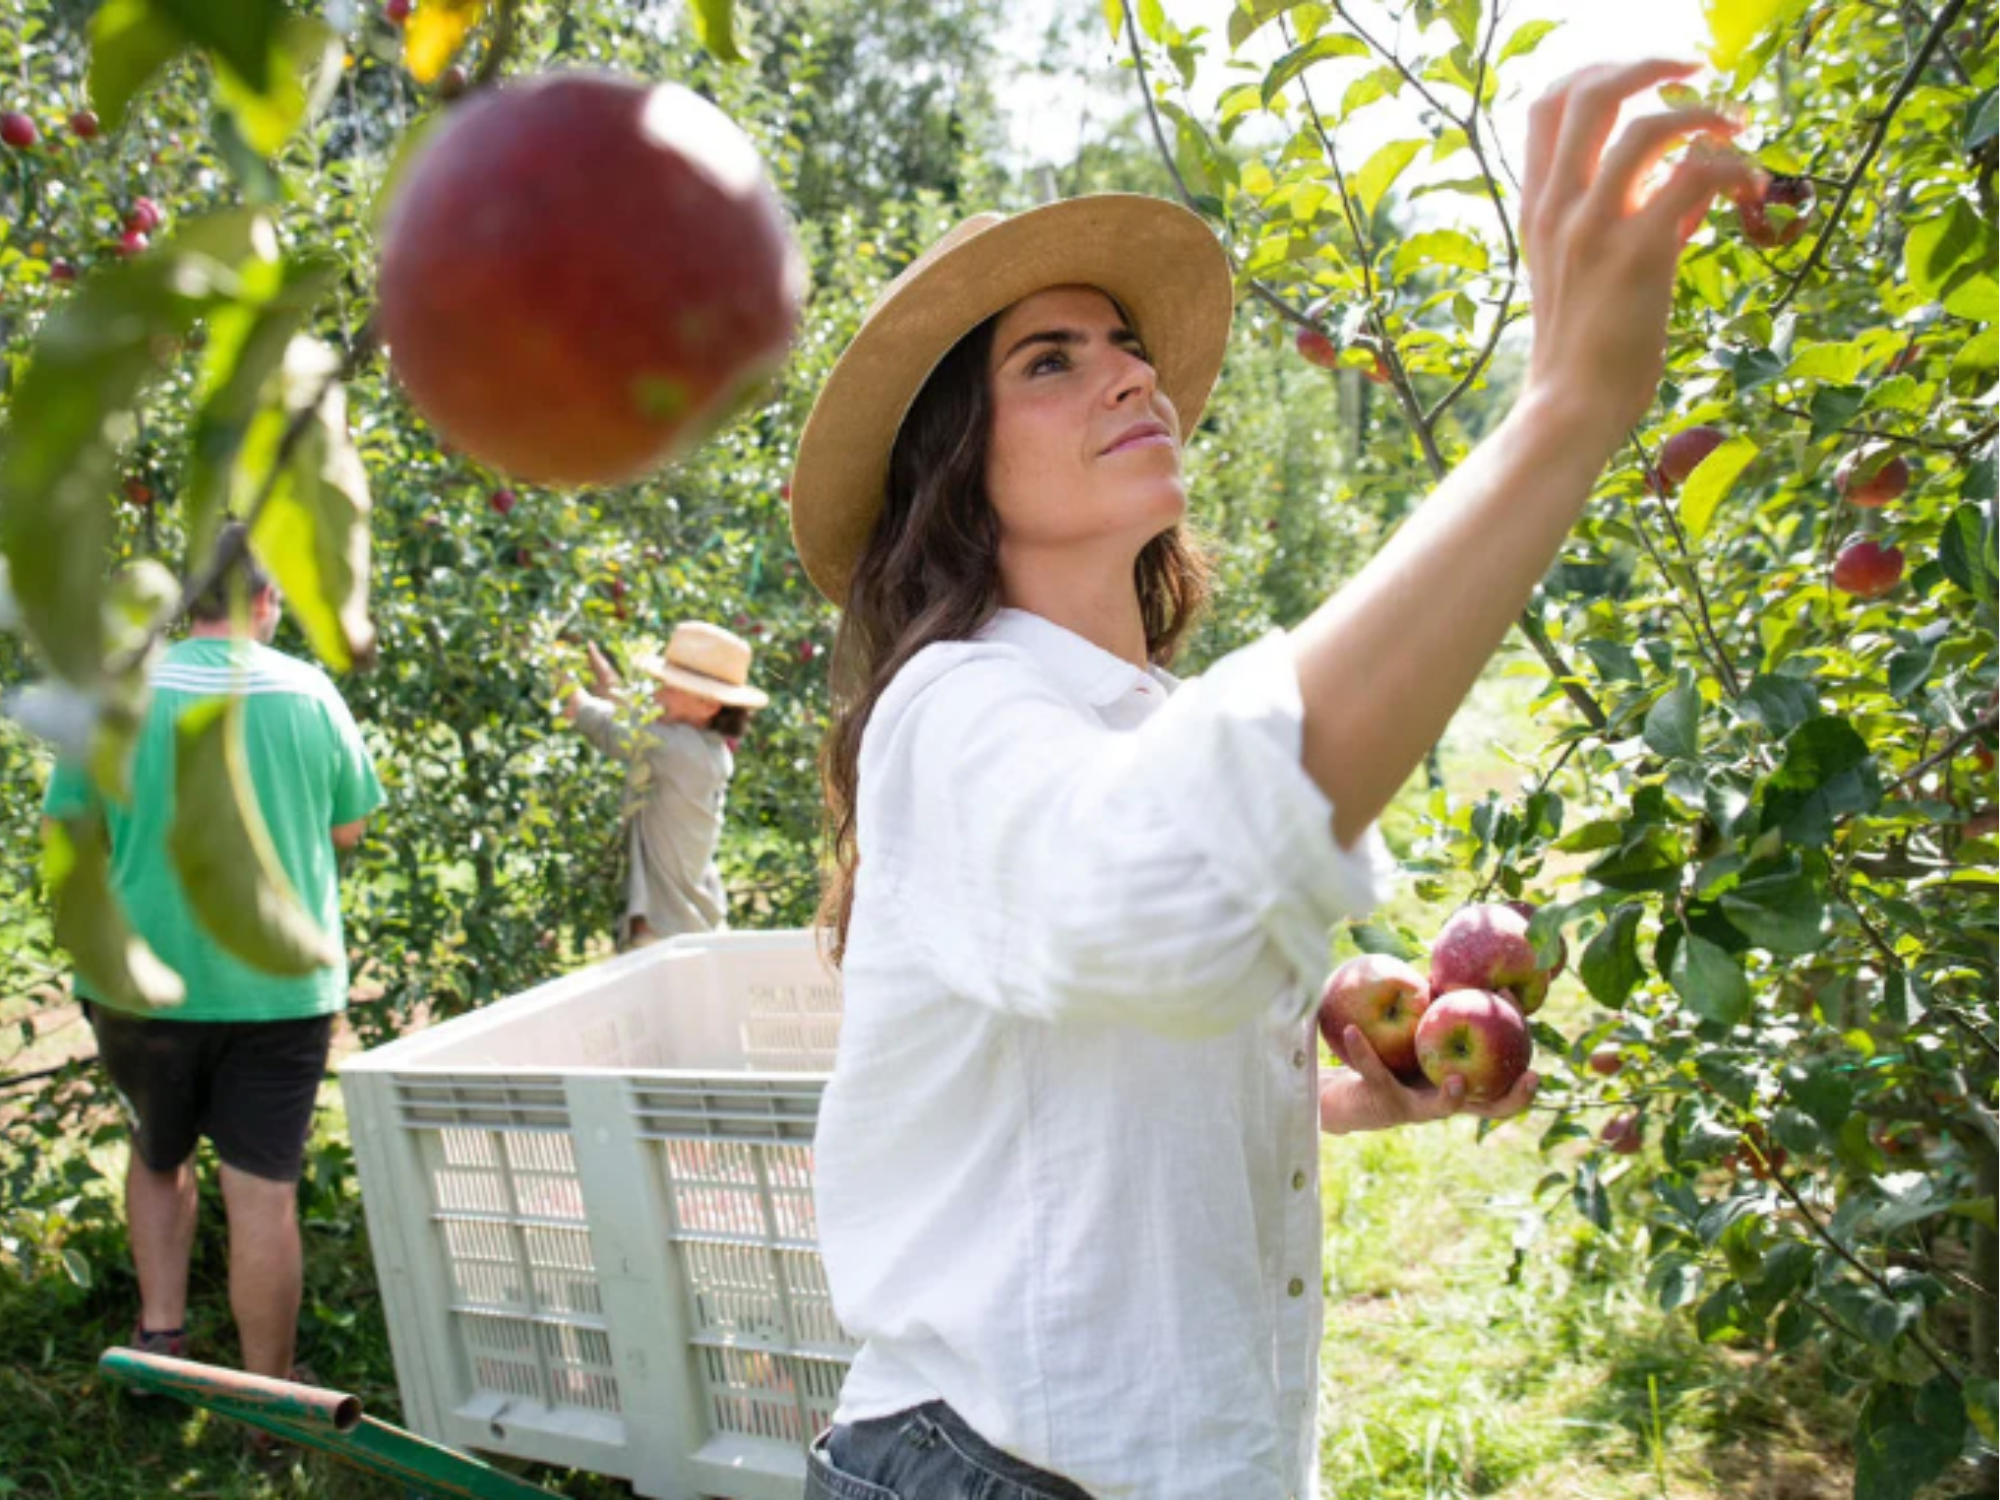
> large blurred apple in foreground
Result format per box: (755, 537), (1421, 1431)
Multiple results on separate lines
(377, 73), (806, 488)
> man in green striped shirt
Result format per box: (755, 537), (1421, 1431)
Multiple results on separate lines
(43, 526), (383, 1385)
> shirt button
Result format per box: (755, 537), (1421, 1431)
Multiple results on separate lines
(1288, 1277), (1305, 1297)
(1291, 1169), (1307, 1191)
(1292, 1048), (1308, 1069)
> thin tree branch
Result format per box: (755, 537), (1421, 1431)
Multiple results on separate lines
(1885, 706), (1999, 796)
(1771, 0), (1971, 315)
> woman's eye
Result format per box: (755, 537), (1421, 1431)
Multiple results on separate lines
(1029, 350), (1068, 375)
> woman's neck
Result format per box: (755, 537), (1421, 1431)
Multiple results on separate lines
(997, 543), (1149, 666)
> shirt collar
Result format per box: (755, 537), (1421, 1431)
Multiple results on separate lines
(977, 607), (1166, 709)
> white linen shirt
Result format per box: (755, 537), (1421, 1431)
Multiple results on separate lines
(812, 608), (1395, 1500)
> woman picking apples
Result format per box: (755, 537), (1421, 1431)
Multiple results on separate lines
(788, 62), (1756, 1500)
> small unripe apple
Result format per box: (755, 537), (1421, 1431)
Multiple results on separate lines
(1600, 1111), (1643, 1155)
(1832, 538), (1904, 599)
(1586, 1046), (1623, 1078)
(1651, 425), (1726, 496)
(1835, 446), (1909, 508)
(1, 111), (37, 149)
(488, 487), (517, 515)
(1295, 327), (1339, 369)
(125, 198), (163, 235)
(1735, 174), (1814, 249)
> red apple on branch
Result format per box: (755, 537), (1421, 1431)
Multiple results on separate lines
(1587, 1046), (1624, 1077)
(1832, 538), (1903, 599)
(1650, 425), (1725, 496)
(1295, 327), (1339, 369)
(1428, 902), (1556, 1015)
(1834, 445), (1909, 508)
(2, 111), (37, 149)
(1601, 1111), (1643, 1155)
(1414, 989), (1532, 1104)
(67, 109), (99, 140)
(1317, 954), (1431, 1079)
(1735, 173), (1814, 249)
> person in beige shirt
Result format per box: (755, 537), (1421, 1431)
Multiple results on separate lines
(562, 621), (768, 948)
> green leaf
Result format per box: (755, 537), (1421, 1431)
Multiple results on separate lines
(1356, 139), (1426, 215)
(1644, 673), (1702, 760)
(1719, 860), (1826, 954)
(243, 339), (376, 672)
(1348, 920), (1420, 961)
(1581, 638), (1641, 683)
(687, 0), (745, 62)
(1261, 33), (1369, 108)
(1967, 1378), (1999, 1447)
(1497, 18), (1558, 63)
(168, 697), (340, 976)
(1939, 502), (1996, 599)
(1784, 340), (1869, 386)
(1806, 384), (1867, 442)
(1780, 1058), (1855, 1133)
(1969, 89), (1999, 151)
(1760, 716), (1882, 847)
(154, 0), (282, 92)
(1738, 675), (1819, 737)
(213, 16), (336, 157)
(1669, 932), (1750, 1027)
(185, 254), (340, 561)
(1390, 226), (1488, 278)
(1580, 903), (1645, 1008)
(1905, 198), (1987, 304)
(1703, 0), (1793, 71)
(1572, 1159), (1610, 1231)
(0, 213), (266, 682)
(60, 1247), (93, 1290)
(87, 0), (187, 133)
(1678, 434), (1757, 543)
(1104, 0), (1125, 45)
(1854, 1376), (1967, 1500)
(44, 816), (186, 1012)
(1340, 65), (1403, 119)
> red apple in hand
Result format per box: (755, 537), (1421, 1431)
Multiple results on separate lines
(1318, 954), (1430, 1079)
(1832, 538), (1903, 599)
(1428, 902), (1555, 1015)
(1650, 425), (1726, 496)
(1414, 990), (1532, 1105)
(377, 73), (806, 488)
(1295, 327), (1339, 369)
(1834, 445), (1909, 508)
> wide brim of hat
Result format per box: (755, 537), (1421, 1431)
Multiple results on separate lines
(790, 194), (1235, 604)
(638, 657), (770, 709)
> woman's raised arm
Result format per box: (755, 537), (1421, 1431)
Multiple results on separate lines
(1291, 60), (1757, 846)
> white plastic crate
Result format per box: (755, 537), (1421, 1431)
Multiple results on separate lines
(341, 930), (850, 1499)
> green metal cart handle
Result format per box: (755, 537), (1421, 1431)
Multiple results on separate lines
(98, 1348), (560, 1499)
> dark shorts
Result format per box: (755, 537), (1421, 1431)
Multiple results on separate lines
(806, 1401), (1096, 1500)
(85, 1003), (334, 1183)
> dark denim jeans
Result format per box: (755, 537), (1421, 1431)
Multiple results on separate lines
(805, 1401), (1096, 1500)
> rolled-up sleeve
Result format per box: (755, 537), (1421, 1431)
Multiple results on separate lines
(570, 691), (629, 759)
(859, 631), (1394, 1038)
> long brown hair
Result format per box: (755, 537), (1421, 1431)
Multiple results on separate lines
(816, 307), (1211, 963)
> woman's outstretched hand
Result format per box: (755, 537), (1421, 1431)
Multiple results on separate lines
(1318, 1024), (1540, 1135)
(1518, 59), (1759, 443)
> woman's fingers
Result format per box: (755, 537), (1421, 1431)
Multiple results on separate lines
(1341, 1025), (1397, 1087)
(1594, 108), (1744, 219)
(1470, 1070), (1541, 1120)
(1640, 140), (1762, 246)
(1544, 59), (1703, 214)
